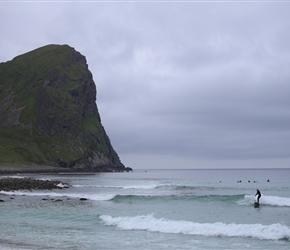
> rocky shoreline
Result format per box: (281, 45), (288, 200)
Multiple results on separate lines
(0, 177), (70, 203)
(0, 165), (133, 175)
(0, 165), (132, 202)
(0, 177), (65, 192)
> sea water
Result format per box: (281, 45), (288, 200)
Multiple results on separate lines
(0, 168), (289, 250)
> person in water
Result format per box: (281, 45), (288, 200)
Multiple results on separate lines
(255, 189), (261, 204)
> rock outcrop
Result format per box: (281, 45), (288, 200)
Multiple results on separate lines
(0, 177), (63, 191)
(0, 44), (131, 172)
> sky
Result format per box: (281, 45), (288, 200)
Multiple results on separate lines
(1, 0), (290, 169)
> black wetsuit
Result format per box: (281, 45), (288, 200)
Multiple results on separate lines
(255, 189), (261, 204)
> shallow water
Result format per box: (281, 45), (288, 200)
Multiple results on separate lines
(0, 169), (290, 249)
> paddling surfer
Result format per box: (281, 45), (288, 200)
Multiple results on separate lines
(255, 189), (261, 204)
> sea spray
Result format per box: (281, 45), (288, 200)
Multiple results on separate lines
(0, 190), (117, 201)
(100, 214), (290, 240)
(238, 195), (290, 207)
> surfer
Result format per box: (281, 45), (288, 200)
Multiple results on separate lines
(255, 189), (261, 204)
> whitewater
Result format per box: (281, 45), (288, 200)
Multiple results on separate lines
(0, 168), (289, 249)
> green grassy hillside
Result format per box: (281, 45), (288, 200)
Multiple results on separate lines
(0, 44), (127, 171)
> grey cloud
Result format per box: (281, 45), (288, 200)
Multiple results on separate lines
(1, 2), (290, 168)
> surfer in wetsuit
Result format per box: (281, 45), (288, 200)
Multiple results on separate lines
(255, 189), (261, 204)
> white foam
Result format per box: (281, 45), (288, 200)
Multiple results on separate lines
(0, 175), (26, 179)
(73, 184), (100, 188)
(122, 183), (192, 190)
(238, 195), (290, 207)
(56, 183), (69, 188)
(73, 184), (120, 188)
(85, 193), (117, 201)
(262, 195), (290, 207)
(73, 184), (159, 190)
(99, 214), (290, 240)
(123, 184), (159, 190)
(0, 190), (116, 201)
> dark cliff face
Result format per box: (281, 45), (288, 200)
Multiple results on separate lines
(0, 44), (128, 171)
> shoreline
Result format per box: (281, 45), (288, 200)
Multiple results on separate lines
(0, 177), (66, 192)
(0, 165), (132, 202)
(0, 164), (133, 175)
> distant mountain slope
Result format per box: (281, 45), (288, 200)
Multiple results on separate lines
(0, 44), (130, 172)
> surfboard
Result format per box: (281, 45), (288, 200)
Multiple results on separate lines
(254, 202), (259, 208)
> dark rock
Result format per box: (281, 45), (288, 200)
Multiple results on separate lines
(0, 199), (5, 202)
(79, 198), (88, 201)
(0, 177), (63, 191)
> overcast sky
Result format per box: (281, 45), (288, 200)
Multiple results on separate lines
(1, 1), (290, 169)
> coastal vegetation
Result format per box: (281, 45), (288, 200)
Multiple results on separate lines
(0, 44), (131, 172)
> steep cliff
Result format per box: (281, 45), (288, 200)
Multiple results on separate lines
(0, 44), (130, 172)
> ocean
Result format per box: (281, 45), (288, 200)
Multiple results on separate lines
(0, 168), (289, 250)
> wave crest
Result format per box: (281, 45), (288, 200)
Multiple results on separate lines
(99, 214), (290, 240)
(239, 195), (290, 207)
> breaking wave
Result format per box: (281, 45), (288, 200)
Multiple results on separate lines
(72, 183), (216, 191)
(0, 191), (245, 203)
(112, 194), (244, 203)
(2, 189), (289, 207)
(72, 184), (160, 189)
(0, 190), (116, 201)
(238, 195), (290, 207)
(99, 214), (290, 241)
